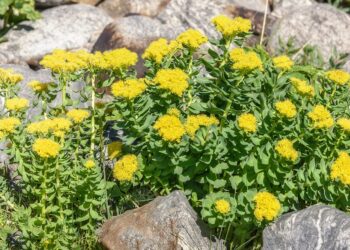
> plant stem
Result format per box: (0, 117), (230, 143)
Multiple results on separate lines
(90, 74), (96, 156)
(61, 75), (67, 113)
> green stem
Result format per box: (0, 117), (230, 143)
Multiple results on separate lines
(90, 74), (96, 156)
(61, 75), (67, 113)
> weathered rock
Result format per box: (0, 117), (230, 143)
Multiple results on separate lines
(231, 0), (269, 13)
(263, 204), (350, 250)
(0, 4), (112, 66)
(99, 190), (225, 250)
(271, 0), (315, 17)
(268, 3), (350, 62)
(35, 0), (99, 8)
(98, 0), (170, 18)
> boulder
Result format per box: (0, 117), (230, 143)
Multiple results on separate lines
(98, 0), (171, 18)
(0, 4), (112, 66)
(271, 0), (315, 17)
(99, 190), (225, 250)
(231, 0), (269, 13)
(268, 3), (350, 63)
(35, 0), (99, 8)
(263, 204), (350, 250)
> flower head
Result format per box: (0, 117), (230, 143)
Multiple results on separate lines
(5, 98), (29, 111)
(84, 159), (96, 169)
(238, 113), (257, 133)
(308, 105), (334, 129)
(273, 55), (294, 70)
(0, 117), (21, 133)
(275, 99), (297, 118)
(275, 139), (298, 162)
(176, 29), (208, 49)
(254, 192), (281, 221)
(290, 77), (315, 98)
(142, 38), (175, 64)
(111, 78), (147, 100)
(108, 141), (122, 160)
(215, 199), (230, 214)
(326, 69), (350, 85)
(113, 154), (138, 181)
(26, 118), (72, 135)
(154, 114), (186, 142)
(330, 152), (350, 185)
(212, 15), (251, 38)
(153, 68), (189, 96)
(185, 114), (219, 138)
(28, 80), (49, 92)
(33, 138), (61, 158)
(103, 48), (138, 70)
(66, 109), (90, 123)
(337, 118), (350, 133)
(167, 107), (181, 117)
(0, 68), (23, 86)
(230, 49), (263, 73)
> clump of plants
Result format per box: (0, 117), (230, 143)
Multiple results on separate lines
(1, 14), (350, 249)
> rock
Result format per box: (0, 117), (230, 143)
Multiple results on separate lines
(231, 0), (269, 13)
(98, 0), (171, 18)
(262, 204), (350, 250)
(99, 190), (225, 250)
(268, 3), (350, 63)
(0, 4), (112, 66)
(35, 0), (99, 8)
(271, 0), (315, 17)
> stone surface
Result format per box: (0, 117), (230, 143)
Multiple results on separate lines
(0, 4), (112, 66)
(271, 0), (315, 17)
(231, 0), (269, 13)
(263, 204), (350, 250)
(268, 3), (350, 63)
(99, 190), (225, 250)
(98, 0), (171, 18)
(35, 0), (99, 8)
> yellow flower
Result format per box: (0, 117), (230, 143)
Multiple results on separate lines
(5, 98), (29, 111)
(32, 138), (61, 158)
(238, 113), (257, 133)
(0, 68), (23, 86)
(273, 55), (294, 70)
(215, 199), (230, 214)
(212, 15), (251, 38)
(308, 105), (334, 129)
(330, 151), (350, 185)
(113, 154), (138, 181)
(154, 114), (186, 142)
(254, 192), (281, 221)
(326, 69), (350, 85)
(290, 77), (315, 98)
(28, 80), (49, 92)
(40, 49), (88, 73)
(185, 114), (219, 138)
(176, 29), (208, 49)
(66, 109), (90, 123)
(275, 99), (297, 118)
(142, 38), (172, 64)
(337, 118), (350, 132)
(153, 68), (189, 96)
(26, 118), (72, 135)
(103, 48), (138, 70)
(84, 159), (96, 169)
(275, 139), (298, 162)
(108, 141), (122, 160)
(0, 117), (21, 133)
(230, 49), (263, 73)
(167, 107), (181, 117)
(111, 79), (147, 100)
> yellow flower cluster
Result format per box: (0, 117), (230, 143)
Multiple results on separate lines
(103, 48), (138, 70)
(176, 29), (208, 49)
(0, 117), (20, 136)
(230, 48), (263, 73)
(113, 154), (138, 181)
(185, 114), (219, 138)
(275, 139), (298, 162)
(0, 68), (23, 86)
(66, 109), (90, 123)
(326, 69), (350, 85)
(167, 107), (181, 117)
(337, 118), (350, 133)
(154, 114), (186, 142)
(84, 159), (96, 169)
(28, 80), (49, 92)
(212, 15), (251, 38)
(275, 99), (297, 118)
(5, 98), (29, 111)
(32, 138), (61, 158)
(238, 113), (257, 133)
(111, 79), (147, 100)
(27, 117), (72, 136)
(214, 199), (230, 214)
(108, 141), (122, 160)
(272, 55), (294, 70)
(290, 77), (315, 98)
(153, 68), (189, 96)
(142, 38), (180, 64)
(308, 105), (334, 129)
(330, 152), (350, 185)
(254, 191), (281, 221)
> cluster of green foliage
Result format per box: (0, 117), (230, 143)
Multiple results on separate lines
(317, 0), (350, 12)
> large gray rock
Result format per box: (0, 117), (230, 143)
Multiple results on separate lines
(263, 204), (350, 250)
(99, 191), (225, 250)
(231, 0), (269, 13)
(98, 0), (171, 18)
(271, 0), (315, 17)
(0, 4), (112, 66)
(268, 3), (350, 63)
